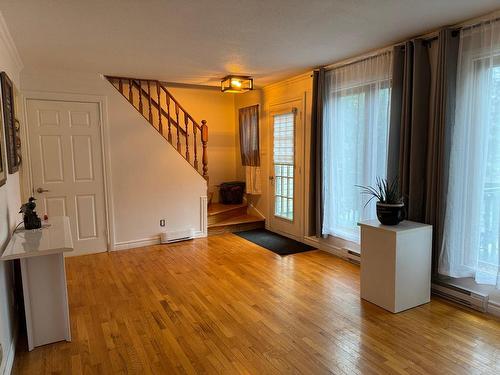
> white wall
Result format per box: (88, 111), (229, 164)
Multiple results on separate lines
(20, 69), (210, 251)
(0, 13), (23, 375)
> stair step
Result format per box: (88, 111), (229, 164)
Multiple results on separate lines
(208, 202), (248, 226)
(208, 214), (265, 236)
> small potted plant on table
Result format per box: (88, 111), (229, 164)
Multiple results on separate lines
(357, 177), (405, 225)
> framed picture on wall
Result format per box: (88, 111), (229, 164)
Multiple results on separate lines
(0, 109), (6, 187)
(1, 71), (20, 174)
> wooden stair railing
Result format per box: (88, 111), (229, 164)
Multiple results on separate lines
(105, 76), (208, 181)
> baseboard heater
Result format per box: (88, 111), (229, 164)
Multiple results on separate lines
(431, 282), (488, 312)
(345, 248), (361, 265)
(161, 228), (194, 244)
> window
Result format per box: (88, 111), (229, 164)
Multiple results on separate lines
(440, 20), (500, 288)
(273, 112), (295, 220)
(322, 52), (392, 242)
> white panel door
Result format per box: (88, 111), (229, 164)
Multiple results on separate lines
(27, 99), (107, 255)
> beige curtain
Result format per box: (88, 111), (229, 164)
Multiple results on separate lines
(239, 105), (261, 194)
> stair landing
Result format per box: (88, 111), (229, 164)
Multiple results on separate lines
(208, 202), (264, 236)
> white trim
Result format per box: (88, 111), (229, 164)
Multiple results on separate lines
(21, 90), (116, 251)
(19, 259), (33, 351)
(247, 201), (265, 219)
(263, 71), (312, 91)
(113, 236), (162, 251)
(0, 12), (23, 72)
(488, 300), (500, 317)
(303, 236), (347, 259)
(199, 195), (208, 237)
(267, 96), (305, 239)
(0, 332), (16, 375)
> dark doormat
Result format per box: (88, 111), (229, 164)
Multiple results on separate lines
(234, 228), (316, 256)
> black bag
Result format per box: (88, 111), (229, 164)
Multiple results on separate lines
(219, 181), (246, 204)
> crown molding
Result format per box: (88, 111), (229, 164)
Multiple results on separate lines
(0, 11), (24, 73)
(263, 70), (312, 91)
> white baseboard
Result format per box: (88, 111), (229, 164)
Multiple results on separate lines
(112, 196), (208, 251)
(64, 248), (107, 257)
(113, 231), (206, 251)
(1, 333), (16, 375)
(112, 236), (162, 251)
(303, 236), (360, 264)
(488, 300), (500, 317)
(303, 236), (344, 257)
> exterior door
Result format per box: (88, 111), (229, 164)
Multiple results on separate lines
(268, 103), (303, 239)
(26, 99), (107, 255)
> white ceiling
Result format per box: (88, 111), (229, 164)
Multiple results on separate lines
(1, 0), (499, 86)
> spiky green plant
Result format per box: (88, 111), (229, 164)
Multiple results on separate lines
(356, 177), (403, 208)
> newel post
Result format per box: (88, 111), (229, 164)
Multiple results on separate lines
(201, 120), (208, 182)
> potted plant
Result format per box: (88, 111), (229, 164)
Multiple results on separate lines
(357, 177), (405, 225)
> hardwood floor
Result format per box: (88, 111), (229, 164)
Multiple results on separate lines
(13, 234), (500, 374)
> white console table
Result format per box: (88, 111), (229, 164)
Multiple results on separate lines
(1, 216), (73, 350)
(358, 220), (432, 313)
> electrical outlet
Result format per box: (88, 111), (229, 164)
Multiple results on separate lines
(159, 219), (166, 227)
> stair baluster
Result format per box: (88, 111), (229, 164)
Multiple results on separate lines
(175, 103), (181, 152)
(184, 113), (190, 162)
(193, 123), (198, 170)
(166, 95), (172, 142)
(201, 120), (208, 181)
(147, 80), (153, 123)
(138, 81), (143, 113)
(105, 76), (208, 180)
(156, 82), (162, 135)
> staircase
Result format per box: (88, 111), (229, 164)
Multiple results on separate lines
(105, 76), (208, 180)
(106, 76), (265, 236)
(208, 202), (264, 236)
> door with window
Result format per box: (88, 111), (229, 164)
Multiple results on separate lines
(268, 102), (303, 239)
(26, 99), (108, 256)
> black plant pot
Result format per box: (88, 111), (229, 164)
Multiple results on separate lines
(376, 202), (405, 225)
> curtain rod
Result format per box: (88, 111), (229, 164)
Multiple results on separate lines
(321, 10), (500, 72)
(323, 48), (392, 71)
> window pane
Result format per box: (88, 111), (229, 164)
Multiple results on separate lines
(273, 112), (294, 220)
(322, 52), (392, 243)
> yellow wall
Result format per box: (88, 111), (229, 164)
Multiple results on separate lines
(168, 85), (238, 200)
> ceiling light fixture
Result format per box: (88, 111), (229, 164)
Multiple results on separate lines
(221, 75), (253, 93)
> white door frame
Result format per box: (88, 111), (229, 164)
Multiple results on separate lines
(266, 95), (306, 242)
(20, 91), (115, 252)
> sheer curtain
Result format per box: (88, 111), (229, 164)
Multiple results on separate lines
(322, 52), (392, 242)
(439, 19), (500, 287)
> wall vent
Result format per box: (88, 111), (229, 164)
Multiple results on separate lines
(431, 282), (488, 312)
(344, 248), (361, 265)
(161, 228), (194, 244)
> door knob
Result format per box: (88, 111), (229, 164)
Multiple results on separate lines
(36, 187), (49, 193)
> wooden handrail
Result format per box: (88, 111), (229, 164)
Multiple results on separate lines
(106, 75), (203, 130)
(129, 79), (186, 137)
(105, 75), (208, 179)
(159, 85), (202, 130)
